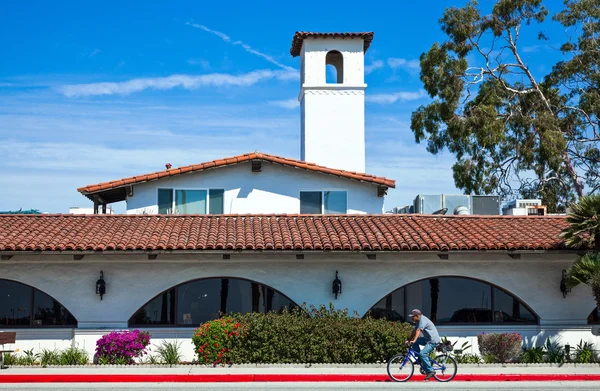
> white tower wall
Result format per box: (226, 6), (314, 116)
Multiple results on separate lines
(298, 38), (367, 173)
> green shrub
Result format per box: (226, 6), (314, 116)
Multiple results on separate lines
(59, 347), (89, 365)
(154, 340), (183, 365)
(477, 332), (523, 363)
(521, 346), (544, 363)
(192, 304), (413, 365)
(543, 338), (565, 364)
(40, 349), (61, 366)
(455, 353), (481, 364)
(574, 340), (595, 363)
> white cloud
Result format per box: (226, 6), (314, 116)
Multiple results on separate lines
(58, 69), (298, 97)
(89, 48), (101, 57)
(187, 23), (295, 72)
(268, 98), (298, 109)
(387, 57), (420, 72)
(366, 90), (427, 104)
(365, 60), (385, 75)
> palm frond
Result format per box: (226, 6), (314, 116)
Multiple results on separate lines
(566, 253), (600, 290)
(561, 194), (600, 249)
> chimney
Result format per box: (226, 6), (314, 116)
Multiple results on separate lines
(165, 163), (172, 170)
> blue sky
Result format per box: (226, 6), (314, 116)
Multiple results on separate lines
(0, 0), (569, 213)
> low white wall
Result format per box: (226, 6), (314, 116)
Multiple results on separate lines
(1, 252), (598, 362)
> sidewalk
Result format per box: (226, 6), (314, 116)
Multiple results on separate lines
(1, 364), (600, 382)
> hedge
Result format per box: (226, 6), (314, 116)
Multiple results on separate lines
(192, 305), (413, 365)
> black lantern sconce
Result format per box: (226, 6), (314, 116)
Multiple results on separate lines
(332, 270), (342, 299)
(560, 269), (571, 298)
(96, 271), (106, 300)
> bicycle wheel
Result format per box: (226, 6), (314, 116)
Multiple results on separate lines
(386, 354), (414, 382)
(432, 354), (457, 382)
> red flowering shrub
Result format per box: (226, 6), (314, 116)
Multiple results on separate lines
(192, 317), (246, 365)
(477, 332), (523, 363)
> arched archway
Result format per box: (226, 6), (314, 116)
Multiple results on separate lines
(365, 276), (538, 324)
(325, 50), (343, 84)
(129, 277), (298, 327)
(0, 278), (77, 328)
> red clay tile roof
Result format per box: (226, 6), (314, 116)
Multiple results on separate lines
(77, 152), (395, 197)
(290, 32), (374, 57)
(0, 214), (572, 253)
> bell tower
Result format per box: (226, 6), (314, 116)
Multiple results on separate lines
(290, 32), (373, 173)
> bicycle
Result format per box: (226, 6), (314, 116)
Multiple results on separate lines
(386, 341), (458, 382)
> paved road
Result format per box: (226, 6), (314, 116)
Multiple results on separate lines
(2, 383), (600, 390)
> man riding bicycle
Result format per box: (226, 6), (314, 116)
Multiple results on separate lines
(405, 309), (440, 381)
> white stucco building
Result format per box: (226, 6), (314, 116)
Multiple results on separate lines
(1, 31), (598, 362)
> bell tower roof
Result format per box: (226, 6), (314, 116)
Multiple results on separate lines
(290, 31), (374, 57)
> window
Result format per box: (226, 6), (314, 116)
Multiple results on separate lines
(300, 191), (347, 214)
(0, 279), (77, 328)
(366, 277), (538, 324)
(129, 278), (297, 327)
(588, 308), (599, 324)
(158, 189), (173, 214)
(175, 190), (206, 214)
(325, 50), (343, 84)
(158, 188), (224, 214)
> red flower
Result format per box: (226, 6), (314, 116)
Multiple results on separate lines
(214, 343), (219, 347)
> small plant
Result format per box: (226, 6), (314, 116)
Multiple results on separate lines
(98, 355), (111, 365)
(477, 332), (523, 363)
(59, 347), (89, 365)
(40, 349), (61, 366)
(2, 353), (15, 366)
(21, 349), (40, 366)
(521, 346), (544, 363)
(544, 338), (565, 364)
(155, 340), (183, 365)
(449, 339), (476, 363)
(574, 340), (595, 363)
(455, 353), (481, 364)
(95, 330), (151, 365)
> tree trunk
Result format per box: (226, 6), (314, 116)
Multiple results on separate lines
(564, 151), (584, 198)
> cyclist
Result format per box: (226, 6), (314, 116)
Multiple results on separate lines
(405, 309), (440, 381)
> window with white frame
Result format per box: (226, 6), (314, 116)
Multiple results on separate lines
(158, 188), (224, 214)
(300, 191), (347, 214)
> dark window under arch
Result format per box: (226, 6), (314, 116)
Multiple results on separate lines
(366, 277), (538, 325)
(0, 279), (77, 328)
(129, 277), (297, 327)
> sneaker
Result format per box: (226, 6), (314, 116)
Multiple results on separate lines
(424, 371), (435, 381)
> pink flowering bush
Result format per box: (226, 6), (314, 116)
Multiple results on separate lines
(95, 330), (151, 364)
(477, 332), (523, 363)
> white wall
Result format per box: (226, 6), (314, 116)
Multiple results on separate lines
(298, 38), (366, 173)
(126, 162), (384, 214)
(301, 39), (365, 85)
(1, 252), (598, 361)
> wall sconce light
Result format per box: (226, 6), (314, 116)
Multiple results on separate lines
(96, 271), (106, 300)
(560, 269), (571, 298)
(332, 270), (342, 299)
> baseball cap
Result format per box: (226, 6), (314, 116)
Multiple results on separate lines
(409, 309), (422, 317)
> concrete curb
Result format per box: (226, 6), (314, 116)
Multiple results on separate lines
(2, 374), (600, 382)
